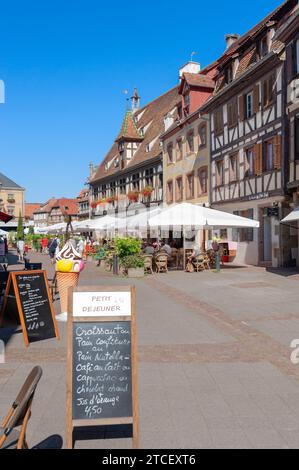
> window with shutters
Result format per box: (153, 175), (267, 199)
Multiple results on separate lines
(186, 172), (194, 199)
(229, 153), (239, 182)
(227, 99), (238, 128)
(295, 117), (299, 161)
(198, 167), (208, 195)
(198, 124), (207, 148)
(245, 92), (253, 119)
(216, 160), (224, 186)
(214, 108), (224, 135)
(262, 74), (275, 108)
(167, 143), (174, 164)
(187, 130), (194, 153)
(264, 140), (274, 172)
(166, 180), (173, 204)
(245, 147), (255, 178)
(176, 138), (183, 161)
(175, 176), (183, 202)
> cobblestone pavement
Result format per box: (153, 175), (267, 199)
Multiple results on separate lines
(1, 251), (299, 449)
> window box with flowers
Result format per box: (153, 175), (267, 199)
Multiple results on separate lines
(127, 191), (139, 203)
(141, 186), (153, 199)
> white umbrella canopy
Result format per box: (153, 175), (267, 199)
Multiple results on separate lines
(0, 228), (7, 236)
(148, 203), (260, 229)
(281, 207), (299, 223)
(76, 215), (117, 231)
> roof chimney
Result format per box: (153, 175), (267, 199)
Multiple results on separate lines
(179, 61), (201, 78)
(89, 161), (94, 179)
(225, 34), (240, 50)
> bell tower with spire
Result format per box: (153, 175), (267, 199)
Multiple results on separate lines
(116, 104), (143, 169)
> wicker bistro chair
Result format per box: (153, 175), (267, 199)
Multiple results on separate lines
(192, 254), (206, 272)
(142, 254), (153, 275)
(0, 366), (43, 449)
(154, 253), (169, 274)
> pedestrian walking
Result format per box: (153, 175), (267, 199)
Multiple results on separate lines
(17, 239), (25, 261)
(41, 237), (48, 254)
(77, 238), (84, 257)
(48, 237), (58, 264)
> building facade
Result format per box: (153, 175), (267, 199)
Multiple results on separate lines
(77, 188), (90, 220)
(275, 7), (299, 266)
(201, 0), (298, 267)
(161, 61), (216, 208)
(89, 88), (180, 216)
(33, 198), (79, 227)
(0, 172), (25, 219)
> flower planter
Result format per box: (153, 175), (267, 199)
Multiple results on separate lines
(127, 267), (144, 278)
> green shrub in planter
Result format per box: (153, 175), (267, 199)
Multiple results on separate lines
(115, 237), (142, 259)
(120, 254), (145, 270)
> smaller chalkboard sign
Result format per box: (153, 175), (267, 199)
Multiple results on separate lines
(66, 285), (138, 449)
(0, 270), (60, 347)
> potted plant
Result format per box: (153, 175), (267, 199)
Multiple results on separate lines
(115, 237), (144, 277)
(120, 254), (145, 278)
(90, 201), (97, 209)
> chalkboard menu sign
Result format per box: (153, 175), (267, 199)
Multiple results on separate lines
(72, 321), (132, 420)
(0, 271), (60, 347)
(66, 286), (138, 449)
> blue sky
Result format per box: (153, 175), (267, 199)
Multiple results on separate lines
(0, 0), (283, 202)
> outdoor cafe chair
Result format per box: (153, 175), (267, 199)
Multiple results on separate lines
(142, 254), (153, 274)
(0, 366), (43, 449)
(192, 255), (206, 272)
(154, 253), (168, 274)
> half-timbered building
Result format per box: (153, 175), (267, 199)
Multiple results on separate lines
(275, 6), (299, 267)
(89, 87), (180, 216)
(201, 0), (298, 267)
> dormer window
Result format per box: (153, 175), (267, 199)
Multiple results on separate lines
(259, 35), (269, 58)
(225, 64), (233, 84)
(183, 94), (190, 115)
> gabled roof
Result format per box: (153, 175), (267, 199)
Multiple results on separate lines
(179, 73), (215, 94)
(0, 172), (24, 190)
(33, 198), (79, 215)
(116, 110), (143, 142)
(25, 203), (42, 219)
(91, 86), (180, 183)
(220, 0), (297, 65)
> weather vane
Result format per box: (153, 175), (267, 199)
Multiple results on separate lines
(190, 51), (197, 61)
(122, 89), (130, 109)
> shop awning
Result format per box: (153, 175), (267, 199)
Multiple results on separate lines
(281, 207), (299, 223)
(149, 203), (260, 229)
(0, 211), (13, 224)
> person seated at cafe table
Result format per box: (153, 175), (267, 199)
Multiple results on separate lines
(187, 246), (202, 263)
(143, 243), (155, 255)
(160, 241), (172, 256)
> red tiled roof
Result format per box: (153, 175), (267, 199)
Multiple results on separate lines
(91, 86), (180, 182)
(25, 203), (42, 219)
(222, 0), (297, 62)
(180, 73), (215, 90)
(34, 198), (79, 215)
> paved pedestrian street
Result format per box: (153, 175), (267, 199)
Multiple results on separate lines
(1, 252), (299, 449)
